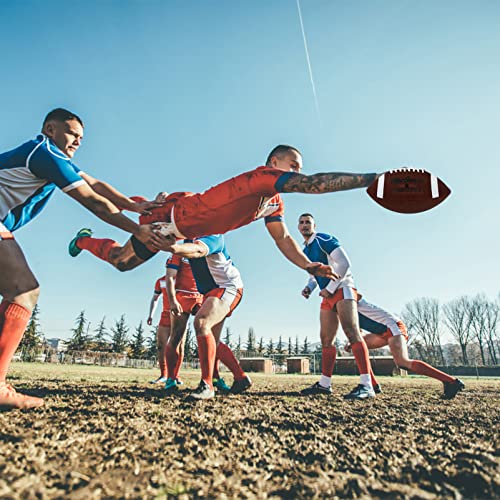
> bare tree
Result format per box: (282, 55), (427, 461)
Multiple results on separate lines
(468, 294), (489, 365)
(484, 298), (499, 365)
(401, 298), (445, 366)
(443, 296), (474, 365)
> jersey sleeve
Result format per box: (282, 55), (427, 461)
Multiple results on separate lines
(154, 278), (162, 295)
(167, 254), (182, 270)
(27, 140), (85, 192)
(196, 235), (224, 255)
(264, 195), (285, 224)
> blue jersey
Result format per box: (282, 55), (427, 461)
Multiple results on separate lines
(187, 235), (243, 294)
(0, 134), (85, 231)
(303, 232), (341, 290)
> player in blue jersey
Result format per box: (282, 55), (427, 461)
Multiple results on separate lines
(297, 213), (376, 400)
(160, 234), (252, 400)
(0, 108), (159, 409)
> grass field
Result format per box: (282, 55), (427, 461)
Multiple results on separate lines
(1, 363), (499, 498)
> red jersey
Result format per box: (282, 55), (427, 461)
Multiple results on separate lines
(166, 254), (199, 293)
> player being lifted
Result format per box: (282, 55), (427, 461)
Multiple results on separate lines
(69, 145), (378, 280)
(0, 108), (159, 410)
(296, 213), (377, 400)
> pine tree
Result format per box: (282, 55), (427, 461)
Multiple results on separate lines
(185, 324), (197, 361)
(147, 326), (158, 360)
(266, 338), (274, 356)
(18, 304), (42, 361)
(246, 327), (256, 355)
(93, 317), (109, 351)
(295, 336), (300, 355)
(67, 310), (89, 351)
(257, 337), (265, 355)
(288, 337), (293, 355)
(234, 335), (242, 358)
(130, 321), (146, 359)
(223, 326), (232, 349)
(302, 336), (310, 354)
(111, 315), (129, 353)
(276, 335), (284, 355)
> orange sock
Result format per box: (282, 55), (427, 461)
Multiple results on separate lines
(196, 334), (216, 388)
(173, 348), (184, 379)
(217, 342), (245, 380)
(165, 343), (178, 379)
(351, 340), (371, 375)
(213, 359), (221, 380)
(77, 237), (121, 262)
(0, 301), (32, 382)
(321, 346), (337, 377)
(410, 360), (455, 383)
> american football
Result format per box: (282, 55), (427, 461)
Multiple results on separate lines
(366, 168), (451, 214)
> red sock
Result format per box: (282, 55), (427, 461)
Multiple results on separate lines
(213, 359), (221, 380)
(321, 346), (337, 377)
(0, 302), (32, 382)
(217, 342), (245, 380)
(77, 237), (121, 262)
(196, 334), (216, 388)
(370, 368), (379, 387)
(173, 348), (184, 379)
(351, 340), (371, 375)
(410, 360), (455, 383)
(165, 343), (178, 379)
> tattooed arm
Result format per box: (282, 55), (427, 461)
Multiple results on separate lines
(280, 172), (378, 194)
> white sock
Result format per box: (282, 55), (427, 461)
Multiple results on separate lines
(319, 375), (331, 388)
(360, 374), (373, 388)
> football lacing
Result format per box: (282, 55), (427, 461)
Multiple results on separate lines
(389, 167), (426, 174)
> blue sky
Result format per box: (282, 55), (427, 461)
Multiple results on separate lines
(1, 0), (498, 344)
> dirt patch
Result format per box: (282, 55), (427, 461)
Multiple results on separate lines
(0, 374), (498, 498)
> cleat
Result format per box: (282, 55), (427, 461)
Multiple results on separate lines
(230, 375), (253, 395)
(164, 378), (178, 392)
(151, 376), (168, 384)
(213, 377), (231, 394)
(343, 384), (375, 400)
(374, 384), (382, 394)
(0, 384), (44, 410)
(175, 378), (183, 386)
(442, 378), (465, 400)
(68, 228), (93, 257)
(190, 380), (215, 400)
(300, 381), (332, 396)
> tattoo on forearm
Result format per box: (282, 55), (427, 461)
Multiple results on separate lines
(281, 172), (378, 194)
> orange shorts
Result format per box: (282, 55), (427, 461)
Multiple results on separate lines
(320, 287), (359, 311)
(158, 291), (203, 327)
(381, 321), (409, 342)
(203, 287), (243, 318)
(0, 222), (14, 241)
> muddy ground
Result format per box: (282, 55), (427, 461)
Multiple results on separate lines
(0, 368), (499, 499)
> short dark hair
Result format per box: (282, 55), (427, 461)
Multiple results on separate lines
(43, 108), (84, 128)
(265, 144), (301, 166)
(299, 213), (314, 220)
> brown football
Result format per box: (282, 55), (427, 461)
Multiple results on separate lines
(366, 168), (451, 214)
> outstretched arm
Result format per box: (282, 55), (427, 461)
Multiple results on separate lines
(280, 172), (378, 194)
(147, 294), (160, 325)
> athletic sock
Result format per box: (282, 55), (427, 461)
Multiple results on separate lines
(173, 348), (184, 379)
(165, 343), (178, 380)
(216, 342), (245, 380)
(370, 368), (379, 387)
(76, 237), (121, 262)
(319, 375), (331, 388)
(410, 360), (455, 383)
(196, 334), (216, 388)
(321, 345), (337, 377)
(351, 340), (373, 388)
(213, 359), (221, 380)
(0, 302), (32, 382)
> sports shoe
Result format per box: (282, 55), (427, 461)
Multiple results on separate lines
(68, 228), (93, 257)
(0, 383), (44, 410)
(164, 378), (178, 392)
(190, 380), (215, 400)
(300, 381), (332, 395)
(374, 384), (382, 394)
(151, 376), (168, 384)
(213, 377), (231, 394)
(442, 378), (465, 400)
(175, 378), (184, 386)
(343, 384), (376, 400)
(230, 375), (253, 395)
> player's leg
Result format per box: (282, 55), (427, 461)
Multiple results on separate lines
(164, 312), (189, 391)
(357, 333), (387, 393)
(151, 320), (170, 384)
(215, 335), (252, 395)
(301, 308), (338, 395)
(0, 237), (44, 409)
(387, 334), (464, 399)
(337, 298), (376, 399)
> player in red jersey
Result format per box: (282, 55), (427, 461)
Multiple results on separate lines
(147, 254), (203, 384)
(69, 145), (378, 280)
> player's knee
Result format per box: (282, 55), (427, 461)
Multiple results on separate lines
(344, 329), (362, 344)
(194, 316), (211, 335)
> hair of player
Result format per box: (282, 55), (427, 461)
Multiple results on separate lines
(265, 144), (301, 166)
(42, 108), (84, 128)
(299, 213), (315, 220)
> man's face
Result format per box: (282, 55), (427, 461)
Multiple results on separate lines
(44, 119), (83, 158)
(298, 215), (315, 239)
(270, 150), (303, 173)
